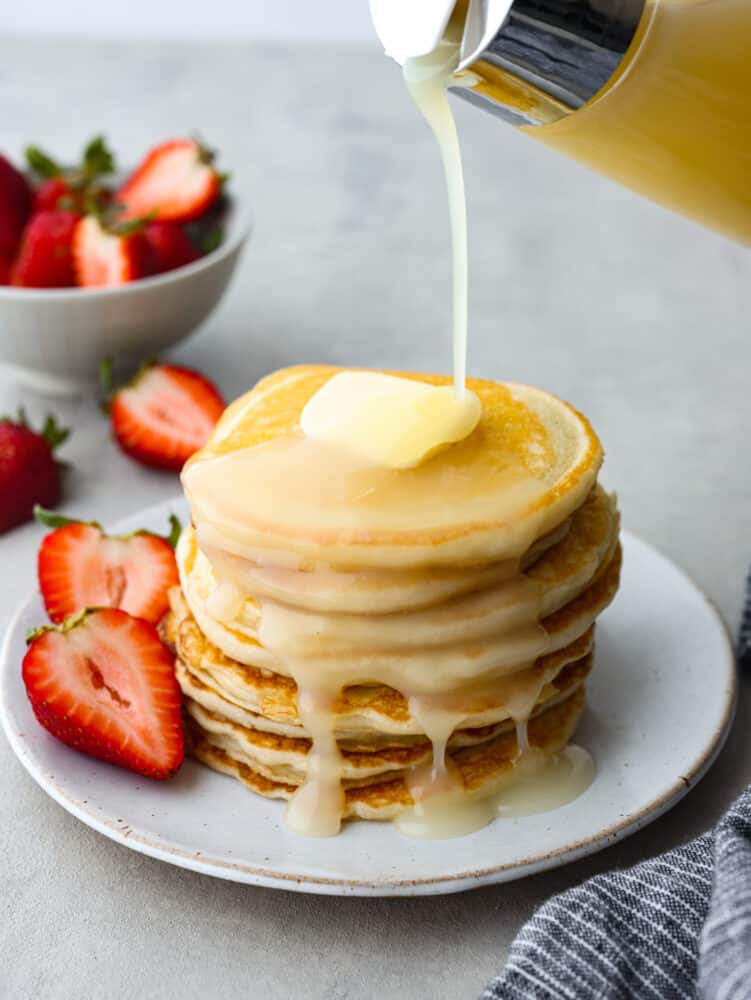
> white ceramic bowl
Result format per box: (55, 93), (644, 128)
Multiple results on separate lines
(0, 202), (250, 395)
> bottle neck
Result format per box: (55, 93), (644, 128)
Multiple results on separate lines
(452, 0), (647, 127)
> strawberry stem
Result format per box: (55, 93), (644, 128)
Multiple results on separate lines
(41, 415), (70, 450)
(166, 514), (182, 549)
(190, 131), (217, 167)
(99, 357), (114, 410)
(26, 624), (55, 644)
(36, 505), (182, 548)
(34, 506), (99, 531)
(134, 513), (183, 548)
(26, 608), (92, 644)
(25, 145), (62, 178)
(1, 410), (69, 450)
(82, 135), (115, 179)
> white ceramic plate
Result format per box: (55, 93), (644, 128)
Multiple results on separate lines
(0, 500), (736, 896)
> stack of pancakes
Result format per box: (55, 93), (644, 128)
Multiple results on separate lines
(163, 365), (621, 829)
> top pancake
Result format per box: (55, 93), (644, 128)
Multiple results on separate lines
(183, 366), (603, 568)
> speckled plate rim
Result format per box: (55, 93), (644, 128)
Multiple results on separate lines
(0, 508), (737, 896)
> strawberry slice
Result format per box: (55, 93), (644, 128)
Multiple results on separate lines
(116, 139), (221, 223)
(72, 215), (155, 287)
(22, 608), (184, 779)
(105, 361), (225, 471)
(36, 508), (181, 624)
(11, 210), (78, 288)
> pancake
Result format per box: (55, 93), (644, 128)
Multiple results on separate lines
(172, 541), (619, 697)
(164, 585), (598, 736)
(182, 366), (603, 569)
(174, 365), (619, 835)
(177, 485), (618, 659)
(192, 515), (574, 616)
(187, 685), (587, 821)
(182, 651), (593, 785)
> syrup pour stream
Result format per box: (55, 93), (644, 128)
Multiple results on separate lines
(403, 24), (468, 398)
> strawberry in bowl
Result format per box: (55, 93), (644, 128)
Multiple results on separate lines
(0, 134), (249, 393)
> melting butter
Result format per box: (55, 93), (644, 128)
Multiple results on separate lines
(300, 371), (481, 469)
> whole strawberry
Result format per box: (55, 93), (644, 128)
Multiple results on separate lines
(0, 410), (68, 533)
(0, 153), (33, 259)
(144, 221), (199, 274)
(11, 210), (78, 288)
(26, 135), (115, 216)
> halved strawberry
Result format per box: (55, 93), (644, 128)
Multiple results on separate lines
(116, 139), (221, 223)
(105, 361), (225, 471)
(72, 215), (155, 287)
(36, 508), (181, 624)
(23, 608), (184, 779)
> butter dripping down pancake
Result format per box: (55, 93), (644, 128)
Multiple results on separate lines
(182, 366), (603, 569)
(163, 586), (601, 737)
(186, 686), (587, 821)
(182, 653), (593, 786)
(177, 485), (618, 664)
(192, 515), (573, 617)
(169, 542), (620, 699)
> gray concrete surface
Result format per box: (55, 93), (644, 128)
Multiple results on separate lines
(0, 38), (749, 1000)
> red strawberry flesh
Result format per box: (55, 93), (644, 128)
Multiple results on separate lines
(38, 520), (179, 624)
(72, 215), (155, 287)
(22, 608), (184, 779)
(111, 364), (225, 470)
(117, 139), (220, 223)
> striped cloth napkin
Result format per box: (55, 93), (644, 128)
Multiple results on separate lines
(483, 573), (750, 1000)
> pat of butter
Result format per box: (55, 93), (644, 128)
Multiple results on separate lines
(300, 372), (481, 469)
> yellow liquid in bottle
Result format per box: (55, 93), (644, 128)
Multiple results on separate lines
(521, 0), (751, 245)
